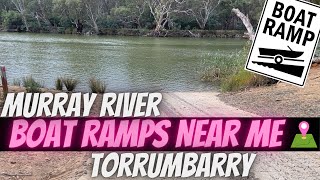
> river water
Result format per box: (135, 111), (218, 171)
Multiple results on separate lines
(0, 32), (246, 92)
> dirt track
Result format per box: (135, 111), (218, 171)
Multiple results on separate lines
(219, 66), (320, 117)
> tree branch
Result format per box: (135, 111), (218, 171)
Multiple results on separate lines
(232, 8), (255, 41)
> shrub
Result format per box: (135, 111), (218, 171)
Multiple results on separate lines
(221, 69), (276, 92)
(89, 78), (106, 93)
(62, 78), (78, 92)
(1, 10), (23, 30)
(22, 76), (42, 93)
(199, 52), (244, 83)
(55, 77), (63, 90)
(199, 42), (277, 91)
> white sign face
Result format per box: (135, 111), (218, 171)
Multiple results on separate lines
(246, 0), (320, 86)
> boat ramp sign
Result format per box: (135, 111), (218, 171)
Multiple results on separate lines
(246, 0), (320, 87)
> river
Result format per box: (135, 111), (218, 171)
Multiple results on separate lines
(0, 32), (246, 92)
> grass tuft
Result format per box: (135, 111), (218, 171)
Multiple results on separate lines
(199, 52), (244, 83)
(22, 76), (43, 93)
(221, 69), (276, 91)
(62, 77), (78, 92)
(55, 77), (63, 91)
(89, 78), (106, 93)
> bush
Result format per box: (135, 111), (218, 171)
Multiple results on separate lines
(199, 52), (244, 83)
(200, 42), (277, 91)
(1, 10), (23, 30)
(22, 76), (43, 93)
(62, 78), (78, 92)
(89, 78), (106, 93)
(221, 69), (276, 91)
(55, 78), (63, 90)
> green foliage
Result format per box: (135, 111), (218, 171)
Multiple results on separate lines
(1, 10), (22, 29)
(221, 69), (276, 91)
(100, 15), (121, 29)
(89, 78), (106, 93)
(0, 0), (269, 32)
(199, 52), (244, 83)
(55, 77), (63, 90)
(22, 76), (43, 93)
(62, 77), (78, 92)
(200, 42), (277, 91)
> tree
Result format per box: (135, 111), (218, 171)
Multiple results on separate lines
(110, 0), (147, 28)
(185, 0), (221, 30)
(27, 0), (54, 30)
(53, 0), (85, 31)
(83, 0), (104, 34)
(231, 0), (264, 40)
(147, 0), (184, 35)
(36, 0), (53, 28)
(11, 0), (29, 31)
(232, 8), (254, 40)
(1, 0), (13, 11)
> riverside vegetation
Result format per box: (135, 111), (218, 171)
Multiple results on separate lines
(200, 42), (277, 91)
(0, 0), (265, 35)
(1, 0), (318, 36)
(13, 76), (106, 93)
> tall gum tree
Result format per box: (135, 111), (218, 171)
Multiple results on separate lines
(83, 0), (104, 34)
(185, 0), (221, 30)
(28, 0), (54, 30)
(37, 0), (53, 29)
(53, 0), (86, 32)
(147, 0), (184, 35)
(11, 0), (29, 31)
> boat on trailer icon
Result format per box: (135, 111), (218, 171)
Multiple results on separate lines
(258, 46), (304, 64)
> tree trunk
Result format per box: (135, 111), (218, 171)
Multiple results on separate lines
(37, 0), (53, 31)
(199, 23), (205, 30)
(155, 23), (162, 32)
(232, 8), (254, 41)
(35, 13), (41, 27)
(153, 16), (165, 35)
(21, 13), (29, 32)
(93, 21), (99, 34)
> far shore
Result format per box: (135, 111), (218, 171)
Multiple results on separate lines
(0, 28), (247, 39)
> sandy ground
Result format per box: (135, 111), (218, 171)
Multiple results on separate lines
(160, 92), (255, 117)
(1, 67), (320, 179)
(219, 65), (320, 117)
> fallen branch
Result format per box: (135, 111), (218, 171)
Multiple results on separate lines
(188, 30), (200, 38)
(232, 8), (255, 41)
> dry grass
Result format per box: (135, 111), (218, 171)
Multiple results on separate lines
(55, 77), (63, 90)
(200, 42), (277, 91)
(22, 76), (43, 93)
(62, 77), (78, 92)
(89, 78), (106, 93)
